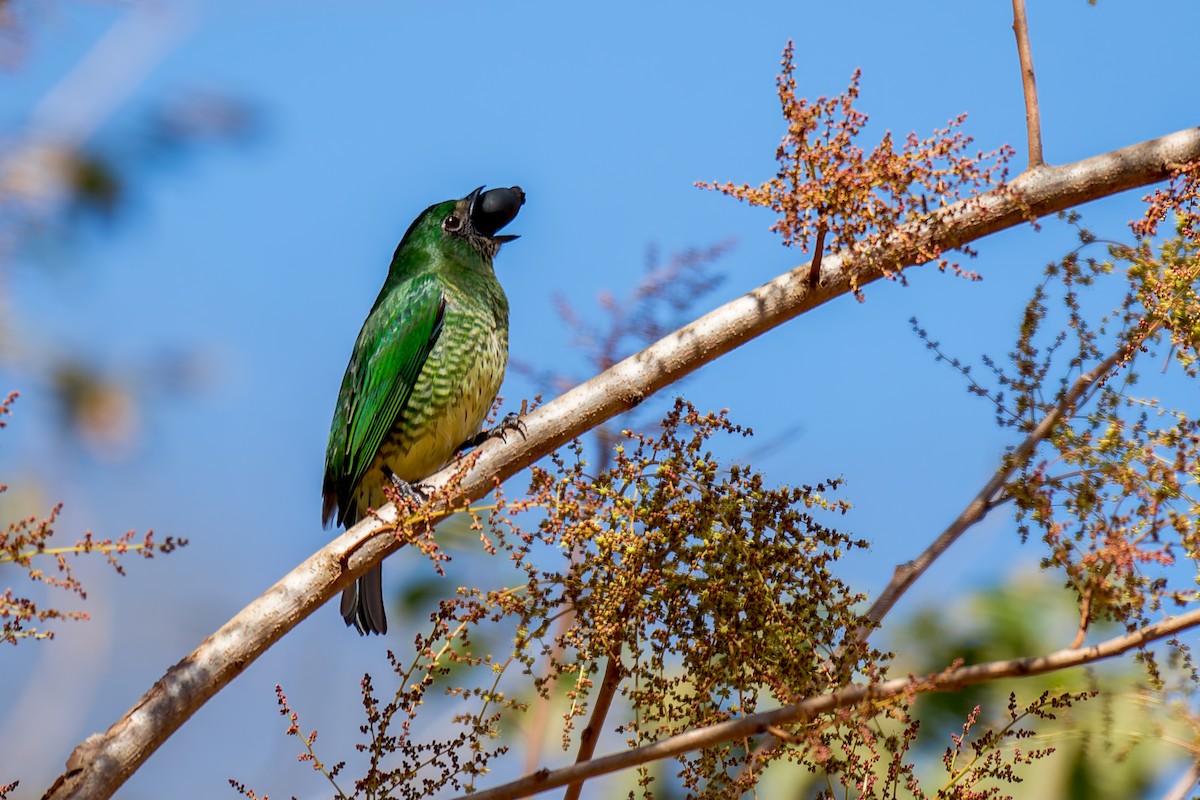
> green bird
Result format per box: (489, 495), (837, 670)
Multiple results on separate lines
(322, 185), (525, 635)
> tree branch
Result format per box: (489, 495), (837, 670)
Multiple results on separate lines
(737, 340), (1139, 782)
(451, 607), (1200, 800)
(1011, 0), (1044, 169)
(564, 655), (623, 800)
(858, 342), (1134, 637)
(42, 126), (1200, 800)
(807, 218), (827, 288)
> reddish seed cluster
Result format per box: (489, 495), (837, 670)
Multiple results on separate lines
(2, 392), (186, 643)
(697, 42), (1013, 295)
(922, 218), (1200, 647)
(1133, 160), (1200, 239)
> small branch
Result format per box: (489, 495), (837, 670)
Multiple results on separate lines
(1011, 0), (1045, 169)
(763, 725), (795, 742)
(857, 342), (1133, 637)
(807, 219), (828, 288)
(564, 656), (624, 800)
(453, 608), (1200, 800)
(736, 338), (1143, 793)
(1071, 587), (1093, 649)
(43, 127), (1200, 800)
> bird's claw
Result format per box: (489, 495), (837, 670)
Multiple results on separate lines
(381, 467), (430, 505)
(491, 411), (527, 443)
(455, 412), (527, 455)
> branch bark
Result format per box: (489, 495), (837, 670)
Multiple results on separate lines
(452, 607), (1200, 800)
(42, 126), (1200, 800)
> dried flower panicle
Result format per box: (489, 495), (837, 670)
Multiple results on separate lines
(489, 400), (876, 796)
(917, 216), (1200, 660)
(251, 396), (1117, 799)
(1, 392), (185, 644)
(933, 692), (1088, 799)
(1133, 160), (1200, 241)
(698, 42), (1013, 296)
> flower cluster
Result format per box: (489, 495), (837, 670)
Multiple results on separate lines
(698, 42), (1013, 295)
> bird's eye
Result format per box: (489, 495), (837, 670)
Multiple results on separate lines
(443, 214), (463, 232)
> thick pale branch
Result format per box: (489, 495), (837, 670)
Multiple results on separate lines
(43, 126), (1200, 800)
(453, 608), (1200, 800)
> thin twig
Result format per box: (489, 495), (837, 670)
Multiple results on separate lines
(1011, 0), (1044, 169)
(523, 430), (619, 772)
(564, 546), (653, 798)
(856, 341), (1137, 637)
(1071, 586), (1094, 649)
(808, 219), (828, 288)
(564, 655), (624, 800)
(737, 337), (1146, 788)
(521, 606), (577, 772)
(451, 607), (1200, 800)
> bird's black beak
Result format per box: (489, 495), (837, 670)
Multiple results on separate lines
(468, 185), (525, 242)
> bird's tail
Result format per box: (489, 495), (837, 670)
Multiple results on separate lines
(341, 565), (387, 635)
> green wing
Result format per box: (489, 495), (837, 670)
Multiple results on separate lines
(322, 274), (446, 526)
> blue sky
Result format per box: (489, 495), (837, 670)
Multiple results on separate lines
(2, 2), (1198, 797)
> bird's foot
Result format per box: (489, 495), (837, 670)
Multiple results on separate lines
(455, 412), (527, 455)
(491, 411), (527, 443)
(381, 466), (431, 506)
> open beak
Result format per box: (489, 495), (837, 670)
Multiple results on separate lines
(468, 185), (525, 242)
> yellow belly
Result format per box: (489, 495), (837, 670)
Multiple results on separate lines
(352, 305), (507, 515)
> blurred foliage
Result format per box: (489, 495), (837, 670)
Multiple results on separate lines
(0, 9), (258, 458)
(0, 0), (44, 67)
(59, 89), (258, 226)
(895, 575), (1191, 800)
(743, 575), (1195, 800)
(0, 4), (238, 642)
(43, 348), (216, 459)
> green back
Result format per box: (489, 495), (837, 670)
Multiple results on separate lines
(322, 200), (471, 526)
